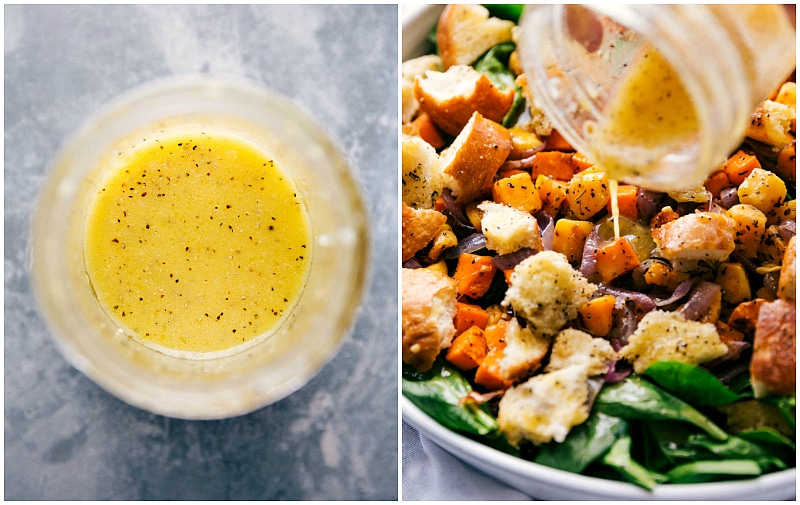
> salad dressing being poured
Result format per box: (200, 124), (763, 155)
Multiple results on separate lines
(586, 44), (698, 240)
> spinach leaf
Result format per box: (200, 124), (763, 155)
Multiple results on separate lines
(535, 412), (628, 473)
(644, 420), (701, 469)
(665, 459), (763, 484)
(595, 376), (728, 440)
(762, 395), (796, 433)
(502, 88), (526, 128)
(602, 436), (668, 490)
(685, 433), (788, 472)
(402, 361), (498, 436)
(738, 427), (796, 451)
(474, 42), (517, 90)
(644, 361), (742, 407)
(485, 4), (525, 24)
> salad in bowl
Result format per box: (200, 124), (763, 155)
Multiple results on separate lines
(401, 4), (796, 498)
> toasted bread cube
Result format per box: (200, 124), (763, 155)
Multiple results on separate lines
(436, 4), (515, 69)
(414, 65), (516, 136)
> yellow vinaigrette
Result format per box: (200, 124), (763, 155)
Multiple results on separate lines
(84, 129), (311, 354)
(589, 44), (699, 182)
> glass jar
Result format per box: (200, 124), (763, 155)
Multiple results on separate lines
(31, 76), (369, 419)
(517, 5), (795, 191)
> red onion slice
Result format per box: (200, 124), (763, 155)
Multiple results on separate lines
(636, 188), (664, 223)
(534, 210), (555, 251)
(678, 281), (721, 321)
(778, 219), (796, 240)
(653, 279), (695, 307)
(441, 188), (472, 229)
(492, 247), (537, 270)
(402, 258), (423, 269)
(580, 228), (601, 279)
(599, 285), (657, 313)
(441, 232), (487, 260)
(719, 187), (740, 209)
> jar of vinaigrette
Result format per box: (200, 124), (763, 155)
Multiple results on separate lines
(31, 77), (368, 419)
(517, 5), (796, 191)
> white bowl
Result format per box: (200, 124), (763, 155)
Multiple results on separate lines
(402, 5), (796, 500)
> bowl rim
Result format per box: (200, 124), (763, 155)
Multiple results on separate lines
(402, 4), (796, 499)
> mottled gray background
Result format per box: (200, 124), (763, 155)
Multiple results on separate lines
(5, 4), (398, 500)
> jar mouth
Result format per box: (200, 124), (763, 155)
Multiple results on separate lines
(31, 76), (370, 419)
(518, 5), (752, 191)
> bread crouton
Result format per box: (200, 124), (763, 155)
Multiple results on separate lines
(618, 310), (728, 374)
(750, 298), (796, 397)
(652, 211), (736, 268)
(438, 111), (512, 203)
(402, 203), (447, 262)
(402, 133), (441, 209)
(779, 235), (796, 301)
(745, 99), (796, 149)
(503, 251), (597, 336)
(402, 54), (443, 124)
(414, 65), (516, 136)
(498, 365), (591, 446)
(402, 268), (458, 371)
(498, 318), (551, 382)
(545, 328), (617, 376)
(436, 4), (515, 69)
(477, 201), (541, 255)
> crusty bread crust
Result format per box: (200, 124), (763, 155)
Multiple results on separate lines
(438, 111), (512, 203)
(402, 203), (447, 262)
(437, 4), (515, 70)
(402, 268), (458, 371)
(653, 212), (736, 263)
(414, 65), (515, 136)
(750, 298), (796, 397)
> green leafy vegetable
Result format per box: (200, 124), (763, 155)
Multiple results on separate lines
(535, 412), (628, 473)
(665, 459), (763, 484)
(402, 362), (498, 436)
(474, 42), (517, 90)
(644, 361), (742, 407)
(484, 4), (525, 23)
(602, 436), (667, 490)
(595, 376), (728, 441)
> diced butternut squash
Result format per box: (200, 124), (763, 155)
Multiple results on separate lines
(726, 204), (767, 258)
(571, 152), (595, 172)
(453, 253), (497, 299)
(492, 172), (542, 213)
(738, 168), (787, 215)
(453, 302), (490, 334)
(776, 143), (796, 183)
(552, 218), (594, 263)
(446, 326), (488, 370)
(508, 126), (543, 159)
(474, 319), (513, 390)
(650, 208), (680, 229)
(642, 260), (690, 291)
(758, 224), (789, 265)
(474, 347), (514, 390)
(566, 169), (610, 219)
(728, 299), (765, 337)
(607, 184), (638, 221)
(531, 151), (576, 181)
(703, 169), (733, 197)
(534, 175), (568, 216)
(723, 150), (761, 185)
(579, 294), (616, 337)
(715, 262), (752, 304)
(595, 237), (641, 283)
(543, 129), (574, 151)
(409, 112), (447, 150)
